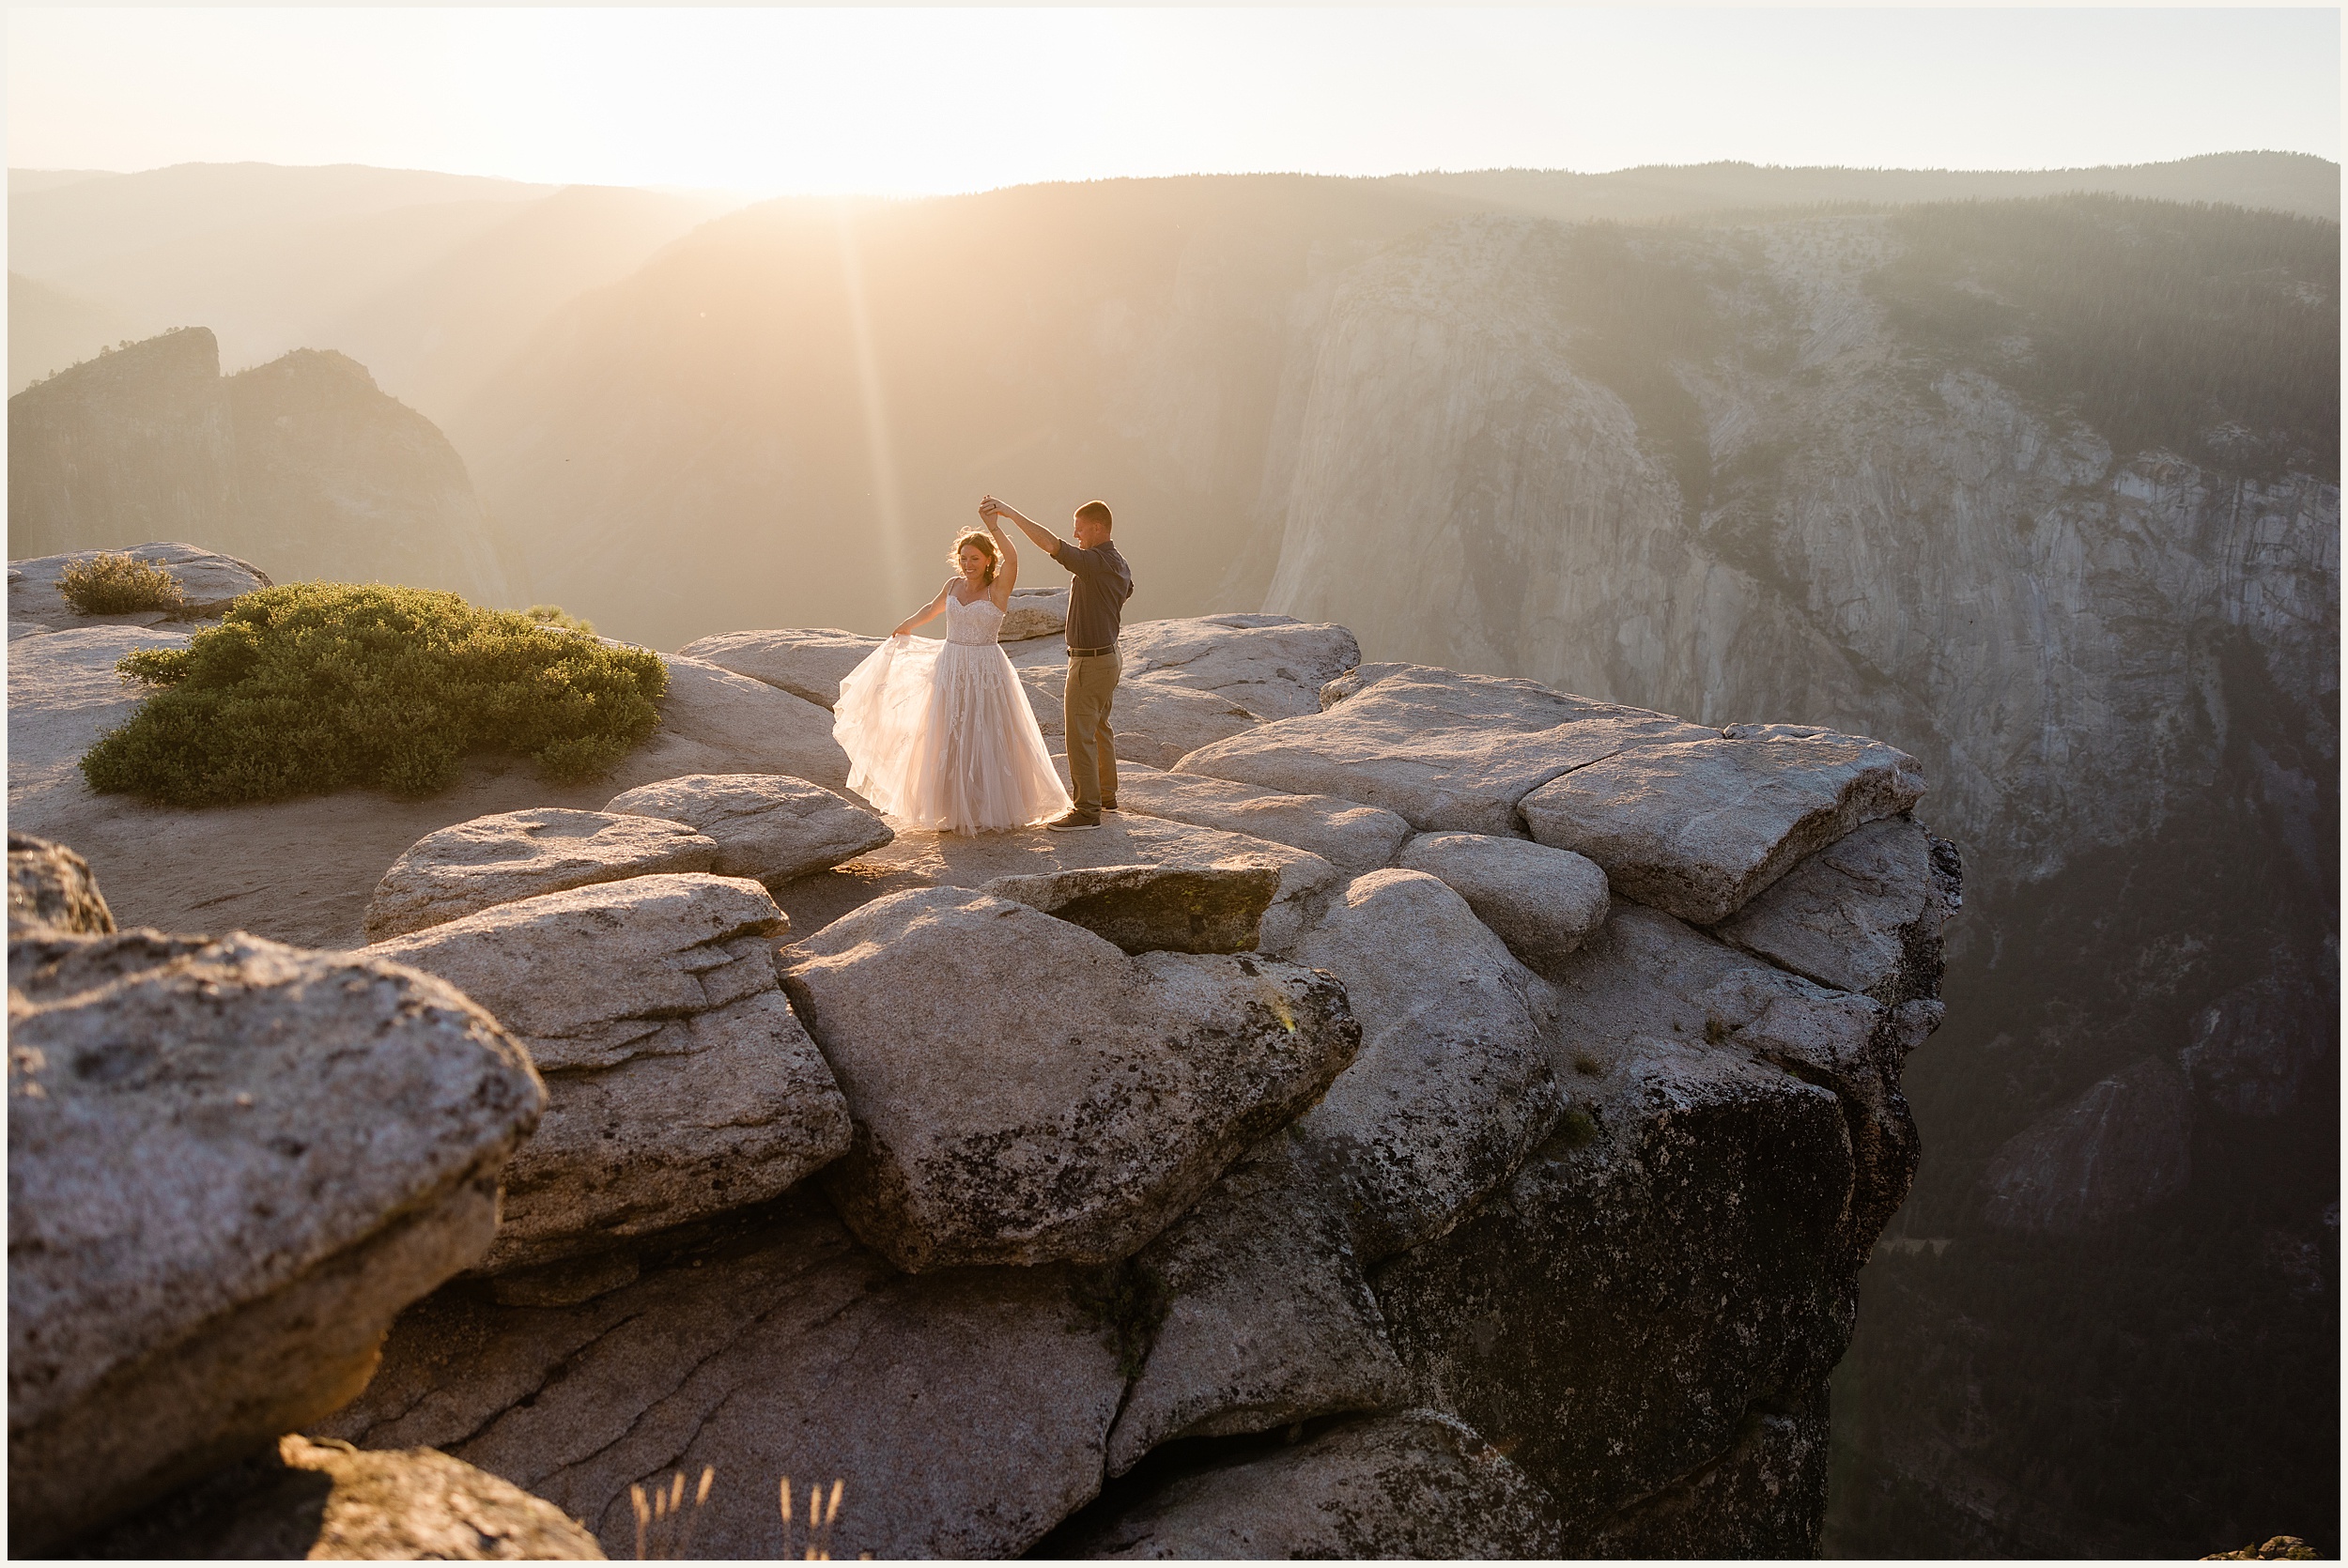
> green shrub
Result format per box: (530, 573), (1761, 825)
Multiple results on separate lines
(82, 582), (667, 806)
(56, 552), (189, 617)
(524, 603), (595, 635)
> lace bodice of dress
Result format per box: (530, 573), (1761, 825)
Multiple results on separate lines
(943, 593), (1005, 646)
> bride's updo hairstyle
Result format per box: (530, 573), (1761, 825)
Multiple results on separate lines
(950, 529), (1000, 584)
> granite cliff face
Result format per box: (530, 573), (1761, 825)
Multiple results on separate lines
(8, 329), (509, 605)
(1256, 209), (2337, 884)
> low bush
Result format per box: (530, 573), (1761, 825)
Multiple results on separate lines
(525, 604), (595, 635)
(82, 582), (668, 806)
(56, 552), (188, 617)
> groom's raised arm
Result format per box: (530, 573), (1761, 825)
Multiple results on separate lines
(986, 499), (1062, 557)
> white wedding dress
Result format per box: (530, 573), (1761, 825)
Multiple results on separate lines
(832, 592), (1072, 835)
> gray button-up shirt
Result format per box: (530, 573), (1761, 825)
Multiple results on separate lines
(1052, 538), (1134, 651)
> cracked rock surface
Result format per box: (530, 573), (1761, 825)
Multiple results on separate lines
(363, 807), (718, 940)
(372, 873), (849, 1271)
(315, 1191), (1127, 1560)
(8, 929), (543, 1551)
(780, 886), (1360, 1270)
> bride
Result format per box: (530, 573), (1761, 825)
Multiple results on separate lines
(832, 506), (1073, 834)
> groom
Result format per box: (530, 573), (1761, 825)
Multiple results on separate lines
(981, 495), (1131, 831)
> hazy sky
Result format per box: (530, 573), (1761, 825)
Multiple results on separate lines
(8, 8), (2340, 194)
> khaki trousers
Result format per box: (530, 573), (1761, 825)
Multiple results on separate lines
(1063, 649), (1120, 811)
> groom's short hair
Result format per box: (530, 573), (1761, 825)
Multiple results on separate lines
(1074, 500), (1113, 531)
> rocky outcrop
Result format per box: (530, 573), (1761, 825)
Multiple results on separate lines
(9, 541), (269, 629)
(1178, 663), (1710, 837)
(1023, 665), (1264, 769)
(1105, 1133), (1410, 1475)
(9, 606), (1959, 1558)
(8, 928), (544, 1551)
(1115, 615), (1364, 719)
(1289, 868), (1565, 1260)
(675, 627), (878, 710)
(603, 772), (892, 884)
(830, 808), (1342, 959)
(1001, 585), (1070, 641)
(77, 1436), (605, 1560)
(779, 886), (1359, 1270)
(1111, 763), (1413, 874)
(1058, 1411), (1568, 1559)
(631, 653), (852, 792)
(316, 1191), (1130, 1560)
(1396, 831), (1610, 973)
(981, 861), (1282, 954)
(1979, 1057), (2194, 1234)
(5, 615), (860, 949)
(371, 874), (848, 1270)
(8, 330), (508, 604)
(1715, 816), (1956, 1004)
(363, 807), (718, 940)
(8, 831), (116, 935)
(1519, 726), (1928, 925)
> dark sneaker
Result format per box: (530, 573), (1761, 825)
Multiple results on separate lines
(1046, 808), (1102, 832)
(1101, 798), (1119, 811)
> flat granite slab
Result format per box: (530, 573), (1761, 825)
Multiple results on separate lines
(1176, 663), (1710, 838)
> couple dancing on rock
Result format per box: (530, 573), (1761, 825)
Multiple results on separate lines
(832, 496), (1132, 836)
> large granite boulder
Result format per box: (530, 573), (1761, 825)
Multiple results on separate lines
(828, 809), (1341, 959)
(1022, 666), (1263, 769)
(8, 930), (544, 1551)
(1116, 615), (1365, 719)
(8, 830), (115, 935)
(673, 627), (879, 710)
(76, 1435), (605, 1560)
(1518, 724), (1928, 925)
(617, 653), (853, 793)
(1289, 869), (1566, 1260)
(372, 874), (849, 1271)
(1397, 831), (1611, 973)
(1580, 1386), (1830, 1559)
(1106, 1133), (1410, 1477)
(363, 808), (718, 941)
(8, 624), (189, 817)
(1176, 663), (1708, 837)
(778, 885), (1360, 1270)
(604, 773), (892, 884)
(317, 1192), (1130, 1560)
(1979, 1056), (2194, 1234)
(8, 542), (269, 628)
(1000, 585), (1069, 641)
(1053, 1411), (1567, 1559)
(1111, 763), (1413, 874)
(1713, 816), (1958, 1003)
(981, 862), (1282, 954)
(1370, 1039), (1856, 1539)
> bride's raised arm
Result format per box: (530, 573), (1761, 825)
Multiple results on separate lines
(982, 506), (1019, 604)
(891, 580), (953, 638)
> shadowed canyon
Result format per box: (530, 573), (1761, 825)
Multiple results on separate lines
(9, 152), (2339, 1556)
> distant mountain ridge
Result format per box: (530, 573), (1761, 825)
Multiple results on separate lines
(8, 328), (510, 605)
(7, 163), (740, 413)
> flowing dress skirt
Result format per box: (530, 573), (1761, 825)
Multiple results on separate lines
(832, 635), (1072, 834)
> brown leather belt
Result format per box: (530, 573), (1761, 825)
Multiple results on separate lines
(1067, 644), (1117, 658)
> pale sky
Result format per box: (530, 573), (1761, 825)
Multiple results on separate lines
(8, 8), (2340, 195)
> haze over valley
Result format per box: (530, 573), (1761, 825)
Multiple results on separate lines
(8, 142), (2338, 1557)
